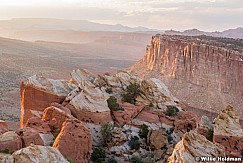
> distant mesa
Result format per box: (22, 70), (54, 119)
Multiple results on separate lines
(130, 34), (243, 119)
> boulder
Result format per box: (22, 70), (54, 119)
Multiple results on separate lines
(20, 76), (76, 127)
(0, 131), (22, 152)
(53, 119), (93, 163)
(16, 127), (44, 147)
(1, 144), (69, 163)
(107, 127), (127, 147)
(168, 130), (225, 163)
(213, 105), (243, 156)
(112, 103), (145, 126)
(42, 106), (74, 130)
(148, 130), (168, 150)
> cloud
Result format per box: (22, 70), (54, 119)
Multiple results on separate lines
(0, 0), (242, 31)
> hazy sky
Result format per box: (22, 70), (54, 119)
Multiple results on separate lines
(0, 0), (242, 31)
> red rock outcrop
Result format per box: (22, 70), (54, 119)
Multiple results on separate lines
(213, 105), (243, 157)
(130, 34), (243, 117)
(20, 82), (65, 128)
(112, 102), (145, 126)
(134, 108), (199, 132)
(20, 76), (76, 128)
(53, 119), (93, 163)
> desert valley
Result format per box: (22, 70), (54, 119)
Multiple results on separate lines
(0, 4), (243, 163)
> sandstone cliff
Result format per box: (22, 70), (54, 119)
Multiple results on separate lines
(130, 34), (243, 118)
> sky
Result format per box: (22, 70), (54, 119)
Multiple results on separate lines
(0, 0), (242, 31)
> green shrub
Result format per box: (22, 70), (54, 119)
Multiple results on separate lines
(165, 105), (179, 117)
(105, 88), (113, 94)
(130, 157), (144, 163)
(107, 96), (120, 111)
(128, 136), (140, 150)
(0, 149), (12, 154)
(91, 147), (106, 163)
(139, 124), (149, 142)
(149, 103), (154, 108)
(122, 84), (142, 104)
(101, 123), (113, 144)
(207, 128), (214, 142)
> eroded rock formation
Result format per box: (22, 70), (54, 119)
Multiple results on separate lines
(130, 34), (243, 117)
(20, 76), (76, 127)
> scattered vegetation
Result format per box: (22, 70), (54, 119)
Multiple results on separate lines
(0, 149), (13, 154)
(105, 88), (113, 94)
(165, 105), (179, 117)
(91, 147), (106, 163)
(101, 123), (113, 144)
(121, 83), (142, 104)
(107, 96), (122, 111)
(139, 124), (149, 142)
(130, 157), (144, 163)
(128, 136), (140, 150)
(207, 128), (214, 142)
(149, 103), (154, 108)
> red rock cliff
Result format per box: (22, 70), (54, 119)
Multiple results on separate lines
(130, 35), (243, 117)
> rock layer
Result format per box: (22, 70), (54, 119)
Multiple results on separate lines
(130, 34), (243, 117)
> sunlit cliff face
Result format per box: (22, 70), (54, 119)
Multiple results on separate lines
(130, 35), (243, 118)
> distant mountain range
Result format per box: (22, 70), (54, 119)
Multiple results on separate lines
(0, 18), (242, 41)
(164, 28), (243, 39)
(0, 18), (157, 32)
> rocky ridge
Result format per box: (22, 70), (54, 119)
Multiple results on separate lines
(0, 68), (242, 162)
